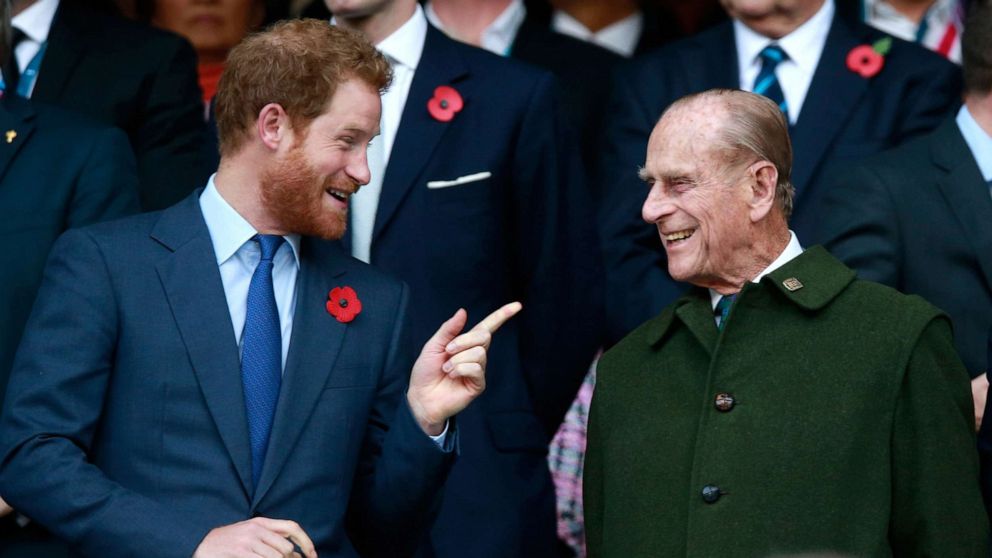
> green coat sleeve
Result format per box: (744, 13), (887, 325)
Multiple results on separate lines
(890, 316), (989, 556)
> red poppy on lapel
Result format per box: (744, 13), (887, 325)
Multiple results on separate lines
(846, 37), (891, 79)
(326, 286), (362, 323)
(427, 85), (463, 122)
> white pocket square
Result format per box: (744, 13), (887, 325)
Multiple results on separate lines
(426, 171), (492, 189)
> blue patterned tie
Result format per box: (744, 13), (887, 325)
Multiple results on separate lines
(753, 45), (789, 119)
(714, 294), (737, 331)
(241, 234), (284, 491)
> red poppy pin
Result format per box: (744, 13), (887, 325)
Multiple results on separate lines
(326, 286), (362, 323)
(846, 37), (892, 79)
(427, 85), (463, 122)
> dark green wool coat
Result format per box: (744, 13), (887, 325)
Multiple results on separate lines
(585, 247), (988, 557)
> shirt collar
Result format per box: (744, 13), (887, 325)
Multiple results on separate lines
(551, 9), (642, 57)
(375, 3), (428, 70)
(199, 174), (302, 267)
(12, 0), (59, 43)
(424, 0), (525, 56)
(709, 231), (804, 309)
(957, 105), (992, 183)
(734, 0), (834, 78)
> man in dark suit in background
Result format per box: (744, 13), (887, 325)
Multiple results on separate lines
(8, 0), (210, 210)
(423, 0), (619, 185)
(0, 20), (514, 557)
(820, 0), (992, 451)
(330, 1), (602, 556)
(599, 0), (962, 345)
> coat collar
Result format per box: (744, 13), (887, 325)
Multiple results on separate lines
(930, 117), (992, 294)
(644, 246), (855, 347)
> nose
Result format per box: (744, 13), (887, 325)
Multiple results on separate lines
(349, 147), (372, 187)
(641, 183), (675, 224)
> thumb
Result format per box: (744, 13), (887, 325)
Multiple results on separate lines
(425, 308), (467, 353)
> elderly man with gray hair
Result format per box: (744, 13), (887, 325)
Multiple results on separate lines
(584, 88), (988, 557)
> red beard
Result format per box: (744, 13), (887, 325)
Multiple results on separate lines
(259, 145), (355, 240)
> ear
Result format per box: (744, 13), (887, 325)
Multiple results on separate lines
(747, 160), (778, 223)
(256, 103), (293, 151)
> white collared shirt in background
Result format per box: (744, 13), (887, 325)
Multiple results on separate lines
(864, 0), (961, 63)
(734, 0), (834, 125)
(334, 5), (426, 262)
(10, 0), (58, 97)
(709, 231), (805, 310)
(551, 8), (642, 57)
(956, 106), (992, 186)
(425, 0), (526, 56)
(200, 175), (301, 369)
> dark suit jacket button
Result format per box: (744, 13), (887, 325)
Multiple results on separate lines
(701, 485), (721, 504)
(714, 393), (735, 412)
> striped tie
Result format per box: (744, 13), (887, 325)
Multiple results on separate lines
(753, 45), (789, 120)
(714, 294), (737, 331)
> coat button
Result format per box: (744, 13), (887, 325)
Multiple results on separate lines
(714, 392), (735, 412)
(701, 485), (722, 504)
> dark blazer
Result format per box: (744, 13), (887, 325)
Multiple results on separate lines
(510, 18), (620, 182)
(598, 14), (962, 345)
(32, 0), (211, 211)
(0, 93), (138, 410)
(343, 26), (602, 558)
(0, 193), (455, 558)
(586, 247), (988, 556)
(819, 117), (991, 376)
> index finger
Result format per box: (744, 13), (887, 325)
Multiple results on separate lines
(470, 301), (522, 335)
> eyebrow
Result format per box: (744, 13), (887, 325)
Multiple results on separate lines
(637, 167), (651, 182)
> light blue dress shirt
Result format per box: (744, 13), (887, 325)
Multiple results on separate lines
(956, 105), (992, 187)
(198, 175), (447, 442)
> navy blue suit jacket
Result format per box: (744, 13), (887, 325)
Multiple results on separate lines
(820, 117), (992, 376)
(0, 193), (454, 558)
(341, 26), (602, 558)
(0, 94), (138, 412)
(598, 15), (961, 344)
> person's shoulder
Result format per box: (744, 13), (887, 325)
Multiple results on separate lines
(55, 3), (193, 58)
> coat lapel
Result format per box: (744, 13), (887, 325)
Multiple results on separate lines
(674, 290), (718, 357)
(931, 119), (992, 292)
(152, 193), (253, 498)
(789, 16), (869, 197)
(252, 238), (349, 506)
(371, 26), (468, 245)
(0, 96), (36, 183)
(32, 1), (86, 102)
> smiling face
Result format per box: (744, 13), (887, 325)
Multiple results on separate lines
(260, 78), (381, 240)
(640, 101), (759, 290)
(719, 0), (824, 38)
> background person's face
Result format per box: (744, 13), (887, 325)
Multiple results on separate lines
(153, 0), (265, 64)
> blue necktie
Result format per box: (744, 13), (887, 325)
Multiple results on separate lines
(715, 294), (737, 331)
(753, 45), (789, 119)
(241, 234), (284, 491)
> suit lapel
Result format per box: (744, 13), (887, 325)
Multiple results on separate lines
(252, 238), (349, 506)
(32, 1), (86, 102)
(931, 119), (992, 292)
(153, 194), (253, 498)
(790, 16), (869, 196)
(675, 291), (717, 357)
(371, 26), (468, 245)
(0, 96), (36, 182)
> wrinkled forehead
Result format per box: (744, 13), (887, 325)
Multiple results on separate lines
(645, 100), (729, 172)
